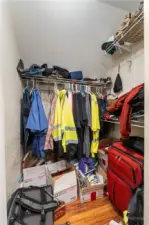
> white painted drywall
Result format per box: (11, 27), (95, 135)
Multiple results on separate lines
(107, 44), (144, 96)
(105, 44), (144, 138)
(0, 2), (7, 223)
(0, 1), (22, 199)
(101, 0), (140, 12)
(9, 0), (128, 78)
(144, 0), (149, 224)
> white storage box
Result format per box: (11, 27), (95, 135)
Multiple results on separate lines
(47, 167), (77, 204)
(98, 138), (119, 171)
(46, 160), (67, 174)
(23, 165), (47, 187)
(98, 148), (108, 172)
(79, 182), (104, 203)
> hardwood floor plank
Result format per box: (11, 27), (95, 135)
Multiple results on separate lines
(55, 197), (122, 225)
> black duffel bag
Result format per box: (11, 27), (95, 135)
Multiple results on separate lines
(121, 136), (144, 155)
(7, 186), (59, 225)
(128, 185), (144, 225)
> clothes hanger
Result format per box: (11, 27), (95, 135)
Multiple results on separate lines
(76, 84), (78, 93)
(96, 86), (102, 99)
(30, 79), (35, 94)
(72, 82), (75, 94)
(81, 84), (85, 97)
(23, 80), (29, 93)
(54, 82), (58, 93)
(88, 85), (93, 95)
(69, 83), (71, 91)
(85, 85), (90, 94)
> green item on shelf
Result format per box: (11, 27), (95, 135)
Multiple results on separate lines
(101, 41), (117, 55)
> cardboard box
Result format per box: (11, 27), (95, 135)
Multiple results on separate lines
(79, 181), (104, 203)
(46, 160), (67, 175)
(47, 166), (77, 204)
(97, 165), (107, 184)
(77, 163), (108, 204)
(23, 165), (47, 187)
(78, 170), (106, 203)
(23, 163), (77, 204)
(98, 138), (119, 171)
(98, 148), (108, 171)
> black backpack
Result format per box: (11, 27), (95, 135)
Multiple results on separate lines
(7, 186), (59, 225)
(128, 185), (144, 225)
(113, 73), (123, 93)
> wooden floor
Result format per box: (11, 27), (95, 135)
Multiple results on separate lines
(55, 197), (122, 225)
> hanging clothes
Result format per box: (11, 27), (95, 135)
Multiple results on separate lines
(41, 91), (54, 119)
(68, 90), (73, 112)
(73, 92), (82, 159)
(83, 93), (91, 157)
(52, 90), (63, 157)
(83, 127), (90, 157)
(20, 88), (31, 155)
(91, 93), (100, 157)
(60, 90), (78, 160)
(26, 89), (48, 158)
(97, 97), (107, 137)
(73, 92), (88, 159)
(44, 93), (57, 150)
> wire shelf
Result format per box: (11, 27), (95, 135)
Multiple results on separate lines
(104, 10), (144, 56)
(115, 13), (144, 44)
(104, 119), (144, 129)
(20, 75), (112, 88)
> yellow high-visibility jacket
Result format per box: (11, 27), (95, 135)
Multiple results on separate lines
(91, 93), (100, 157)
(60, 90), (78, 152)
(52, 90), (62, 142)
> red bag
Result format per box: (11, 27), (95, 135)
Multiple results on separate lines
(108, 83), (144, 139)
(108, 142), (144, 212)
(120, 84), (144, 139)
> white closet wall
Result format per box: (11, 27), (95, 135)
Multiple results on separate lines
(0, 2), (7, 223)
(0, 2), (21, 198)
(107, 44), (144, 96)
(9, 0), (128, 78)
(105, 43), (144, 138)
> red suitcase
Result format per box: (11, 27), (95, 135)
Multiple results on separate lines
(108, 142), (144, 212)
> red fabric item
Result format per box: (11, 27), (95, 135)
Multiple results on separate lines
(102, 159), (106, 166)
(113, 142), (144, 161)
(91, 192), (96, 201)
(120, 84), (144, 139)
(108, 92), (129, 113)
(108, 169), (132, 212)
(108, 142), (144, 212)
(105, 113), (111, 120)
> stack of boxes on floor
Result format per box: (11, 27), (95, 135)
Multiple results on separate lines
(22, 157), (107, 206)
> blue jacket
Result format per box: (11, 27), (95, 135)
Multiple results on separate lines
(26, 89), (48, 158)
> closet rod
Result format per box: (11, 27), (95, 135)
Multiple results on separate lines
(21, 75), (112, 87)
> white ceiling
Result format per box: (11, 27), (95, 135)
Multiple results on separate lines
(101, 0), (140, 12)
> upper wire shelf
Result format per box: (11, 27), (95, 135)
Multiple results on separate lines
(20, 75), (112, 88)
(105, 10), (144, 57)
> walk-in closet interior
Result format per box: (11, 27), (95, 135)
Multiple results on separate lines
(0, 0), (145, 225)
